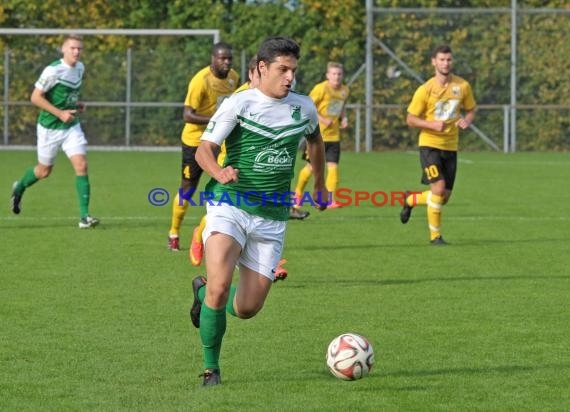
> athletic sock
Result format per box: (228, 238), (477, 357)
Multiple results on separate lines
(200, 304), (226, 370)
(407, 190), (429, 207)
(198, 284), (237, 317)
(15, 167), (39, 195)
(326, 165), (339, 201)
(294, 165), (312, 206)
(169, 193), (188, 237)
(76, 175), (90, 219)
(427, 192), (444, 240)
(194, 215), (208, 244)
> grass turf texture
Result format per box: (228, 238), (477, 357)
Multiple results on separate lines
(1, 150), (569, 411)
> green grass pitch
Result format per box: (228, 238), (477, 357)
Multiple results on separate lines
(1, 150), (569, 411)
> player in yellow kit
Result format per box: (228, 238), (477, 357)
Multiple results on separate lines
(167, 42), (239, 252)
(291, 62), (349, 216)
(400, 44), (477, 244)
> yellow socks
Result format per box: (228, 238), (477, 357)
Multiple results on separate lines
(326, 165), (339, 200)
(169, 193), (189, 237)
(194, 214), (208, 243)
(406, 190), (429, 207)
(427, 192), (444, 240)
(294, 165), (312, 206)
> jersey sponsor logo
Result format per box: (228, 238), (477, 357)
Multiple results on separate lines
(290, 105), (301, 121)
(253, 148), (293, 173)
(434, 99), (460, 121)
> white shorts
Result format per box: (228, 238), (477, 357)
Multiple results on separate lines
(203, 203), (287, 281)
(37, 123), (88, 166)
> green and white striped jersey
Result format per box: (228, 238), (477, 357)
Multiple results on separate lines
(201, 88), (319, 221)
(34, 59), (84, 130)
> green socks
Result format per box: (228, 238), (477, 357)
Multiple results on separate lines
(76, 175), (90, 218)
(198, 284), (238, 370)
(200, 304), (226, 370)
(198, 284), (237, 317)
(15, 167), (39, 195)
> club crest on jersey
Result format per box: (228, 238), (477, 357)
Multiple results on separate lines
(290, 105), (301, 121)
(253, 148), (293, 173)
(205, 120), (216, 132)
(452, 86), (460, 96)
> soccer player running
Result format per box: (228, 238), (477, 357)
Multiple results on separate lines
(10, 35), (99, 228)
(190, 36), (328, 386)
(167, 42), (239, 253)
(291, 61), (349, 216)
(400, 44), (477, 244)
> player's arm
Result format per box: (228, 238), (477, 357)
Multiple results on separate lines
(456, 108), (476, 130)
(305, 128), (328, 210)
(196, 141), (238, 184)
(183, 106), (210, 125)
(406, 112), (445, 133)
(30, 88), (76, 123)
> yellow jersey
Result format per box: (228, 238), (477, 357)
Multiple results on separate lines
(181, 66), (239, 146)
(309, 80), (350, 142)
(407, 74), (476, 151)
(234, 81), (251, 94)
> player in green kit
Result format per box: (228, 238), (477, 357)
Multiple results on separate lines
(10, 35), (99, 228)
(189, 36), (328, 386)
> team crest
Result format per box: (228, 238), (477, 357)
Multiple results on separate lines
(290, 105), (301, 121)
(205, 120), (216, 132)
(452, 86), (460, 96)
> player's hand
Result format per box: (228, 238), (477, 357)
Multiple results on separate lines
(455, 118), (471, 130)
(59, 109), (77, 123)
(431, 120), (446, 132)
(340, 117), (348, 129)
(313, 187), (329, 211)
(216, 166), (239, 184)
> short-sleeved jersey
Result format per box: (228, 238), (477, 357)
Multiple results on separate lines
(35, 59), (84, 130)
(407, 74), (476, 151)
(181, 66), (239, 147)
(201, 88), (319, 221)
(309, 80), (350, 142)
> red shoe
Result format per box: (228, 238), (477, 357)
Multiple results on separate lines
(273, 259), (288, 282)
(168, 235), (180, 251)
(327, 201), (344, 209)
(189, 227), (204, 266)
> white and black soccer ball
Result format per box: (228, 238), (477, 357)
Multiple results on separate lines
(326, 333), (374, 380)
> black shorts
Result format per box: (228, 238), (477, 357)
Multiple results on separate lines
(180, 143), (220, 189)
(419, 146), (457, 190)
(300, 140), (341, 164)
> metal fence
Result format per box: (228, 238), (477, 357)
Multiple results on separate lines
(1, 9), (569, 152)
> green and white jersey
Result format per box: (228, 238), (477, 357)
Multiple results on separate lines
(34, 59), (84, 130)
(201, 88), (319, 221)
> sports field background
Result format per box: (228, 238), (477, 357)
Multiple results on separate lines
(1, 150), (569, 411)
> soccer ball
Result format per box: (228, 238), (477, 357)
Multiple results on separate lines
(326, 333), (374, 380)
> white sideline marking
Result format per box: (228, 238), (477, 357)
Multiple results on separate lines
(1, 215), (568, 222)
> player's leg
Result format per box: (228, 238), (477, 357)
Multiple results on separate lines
(189, 145), (222, 262)
(233, 213), (284, 316)
(324, 142), (341, 207)
(64, 124), (98, 228)
(400, 146), (435, 224)
(420, 148), (451, 243)
(189, 214), (207, 266)
(11, 125), (60, 214)
(169, 145), (201, 251)
(192, 204), (245, 386)
(428, 150), (457, 244)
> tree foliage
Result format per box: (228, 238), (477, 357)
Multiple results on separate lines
(0, 0), (568, 150)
